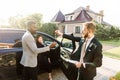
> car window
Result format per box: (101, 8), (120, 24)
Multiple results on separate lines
(62, 38), (73, 49)
(39, 34), (58, 47)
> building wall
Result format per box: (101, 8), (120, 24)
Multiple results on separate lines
(57, 7), (104, 37)
(59, 23), (83, 36)
(87, 12), (103, 23)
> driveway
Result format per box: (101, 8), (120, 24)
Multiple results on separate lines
(94, 44), (120, 80)
(94, 56), (120, 80)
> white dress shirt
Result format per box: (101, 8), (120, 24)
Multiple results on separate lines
(85, 35), (94, 50)
(82, 35), (94, 68)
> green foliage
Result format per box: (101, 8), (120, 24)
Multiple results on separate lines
(26, 13), (43, 29)
(17, 18), (27, 29)
(103, 52), (120, 60)
(8, 13), (43, 29)
(8, 16), (19, 28)
(100, 40), (120, 46)
(115, 71), (120, 80)
(39, 23), (58, 37)
(95, 22), (120, 40)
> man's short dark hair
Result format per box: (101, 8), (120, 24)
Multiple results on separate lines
(27, 21), (36, 27)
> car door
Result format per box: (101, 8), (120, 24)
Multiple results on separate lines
(37, 32), (78, 80)
(59, 38), (78, 80)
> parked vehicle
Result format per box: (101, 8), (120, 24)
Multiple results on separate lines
(0, 29), (77, 80)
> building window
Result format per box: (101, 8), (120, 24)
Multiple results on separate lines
(70, 16), (73, 20)
(63, 26), (65, 33)
(97, 16), (101, 23)
(75, 26), (80, 33)
(65, 16), (69, 21)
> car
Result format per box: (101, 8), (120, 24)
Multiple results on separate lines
(0, 29), (77, 80)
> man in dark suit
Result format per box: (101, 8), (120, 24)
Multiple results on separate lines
(55, 22), (103, 80)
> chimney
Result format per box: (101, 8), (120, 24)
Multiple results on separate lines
(99, 10), (104, 16)
(86, 5), (90, 11)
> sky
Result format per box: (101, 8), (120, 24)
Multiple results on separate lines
(0, 0), (120, 26)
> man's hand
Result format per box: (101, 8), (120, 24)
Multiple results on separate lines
(49, 42), (57, 48)
(74, 62), (82, 68)
(55, 30), (63, 36)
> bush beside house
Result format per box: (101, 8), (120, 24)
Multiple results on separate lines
(95, 22), (120, 40)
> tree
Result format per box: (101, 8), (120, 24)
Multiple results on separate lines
(8, 13), (43, 29)
(17, 18), (26, 29)
(25, 13), (43, 29)
(95, 22), (120, 40)
(40, 23), (58, 37)
(9, 16), (18, 28)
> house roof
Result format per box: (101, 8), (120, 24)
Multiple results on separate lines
(51, 10), (65, 22)
(65, 12), (74, 16)
(60, 20), (88, 24)
(65, 6), (100, 16)
(74, 6), (98, 15)
(101, 21), (112, 26)
(51, 6), (112, 26)
(74, 9), (93, 22)
(61, 9), (92, 24)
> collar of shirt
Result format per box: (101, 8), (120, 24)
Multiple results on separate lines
(85, 35), (94, 50)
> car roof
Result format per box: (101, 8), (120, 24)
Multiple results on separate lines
(0, 29), (61, 54)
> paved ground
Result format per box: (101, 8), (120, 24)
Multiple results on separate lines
(102, 44), (118, 51)
(38, 68), (67, 80)
(38, 44), (120, 80)
(94, 56), (120, 80)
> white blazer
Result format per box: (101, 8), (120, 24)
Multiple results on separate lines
(20, 31), (50, 67)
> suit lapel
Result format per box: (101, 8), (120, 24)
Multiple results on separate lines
(86, 38), (95, 53)
(74, 39), (84, 60)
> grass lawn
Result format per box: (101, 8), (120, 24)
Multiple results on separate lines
(103, 47), (120, 60)
(101, 40), (120, 59)
(100, 40), (120, 46)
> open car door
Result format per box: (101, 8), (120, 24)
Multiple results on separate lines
(59, 38), (78, 80)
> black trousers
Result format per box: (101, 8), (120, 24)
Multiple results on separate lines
(77, 69), (94, 80)
(16, 52), (23, 75)
(37, 53), (52, 73)
(22, 67), (37, 80)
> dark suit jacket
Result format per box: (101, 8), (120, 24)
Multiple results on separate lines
(63, 34), (103, 79)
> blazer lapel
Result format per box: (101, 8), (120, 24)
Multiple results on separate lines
(86, 38), (95, 53)
(79, 39), (84, 46)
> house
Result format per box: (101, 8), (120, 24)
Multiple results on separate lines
(51, 5), (111, 36)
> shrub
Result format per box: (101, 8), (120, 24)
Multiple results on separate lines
(115, 71), (120, 80)
(110, 71), (120, 80)
(95, 22), (120, 40)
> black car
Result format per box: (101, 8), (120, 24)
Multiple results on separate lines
(0, 29), (77, 80)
